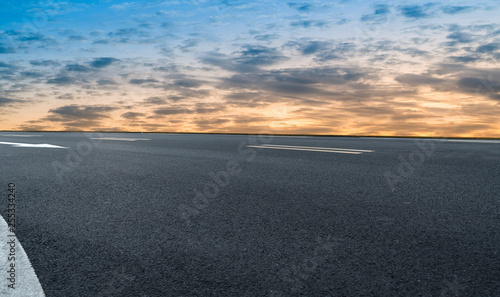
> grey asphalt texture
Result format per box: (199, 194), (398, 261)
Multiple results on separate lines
(0, 132), (499, 296)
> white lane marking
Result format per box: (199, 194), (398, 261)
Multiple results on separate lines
(0, 217), (45, 296)
(0, 142), (67, 149)
(438, 139), (500, 144)
(90, 137), (150, 141)
(360, 137), (500, 144)
(263, 136), (311, 138)
(260, 144), (374, 152)
(0, 135), (42, 137)
(247, 145), (363, 154)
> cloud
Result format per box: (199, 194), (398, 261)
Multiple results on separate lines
(0, 62), (13, 68)
(0, 97), (21, 106)
(477, 43), (500, 53)
(96, 79), (117, 85)
(154, 108), (194, 115)
(121, 112), (146, 119)
(90, 57), (119, 68)
(68, 35), (87, 41)
(20, 71), (45, 78)
(143, 96), (168, 105)
(66, 64), (93, 72)
(446, 31), (475, 45)
(47, 76), (76, 85)
(30, 60), (60, 66)
(108, 28), (143, 37)
(129, 78), (159, 84)
(450, 56), (480, 63)
(457, 77), (500, 100)
(288, 39), (356, 61)
(294, 40), (332, 55)
(361, 4), (391, 22)
(441, 6), (478, 15)
(238, 45), (289, 66)
(287, 3), (313, 12)
(398, 4), (435, 19)
(395, 74), (445, 86)
(48, 105), (117, 120)
(201, 45), (288, 73)
(56, 93), (75, 100)
(290, 20), (327, 28)
(0, 45), (16, 53)
(173, 79), (204, 88)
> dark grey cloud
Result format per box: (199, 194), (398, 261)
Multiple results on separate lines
(450, 55), (480, 63)
(446, 31), (475, 45)
(238, 45), (288, 66)
(194, 103), (227, 114)
(195, 118), (231, 129)
(288, 39), (356, 61)
(96, 79), (117, 85)
(395, 74), (445, 86)
(173, 79), (203, 88)
(154, 108), (194, 115)
(143, 96), (168, 105)
(48, 105), (118, 121)
(121, 112), (146, 119)
(477, 43), (500, 53)
(457, 77), (500, 100)
(201, 45), (288, 73)
(295, 41), (332, 55)
(216, 66), (369, 107)
(20, 71), (45, 78)
(0, 96), (21, 106)
(129, 78), (159, 85)
(56, 93), (75, 100)
(90, 57), (119, 68)
(47, 76), (76, 85)
(30, 60), (60, 66)
(66, 64), (92, 72)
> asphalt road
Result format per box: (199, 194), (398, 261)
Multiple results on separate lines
(0, 132), (499, 296)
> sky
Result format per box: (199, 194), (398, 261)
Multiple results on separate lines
(0, 0), (499, 136)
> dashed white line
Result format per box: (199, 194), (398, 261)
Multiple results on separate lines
(260, 144), (374, 152)
(89, 137), (150, 141)
(247, 145), (365, 154)
(0, 135), (42, 137)
(0, 142), (67, 149)
(437, 139), (500, 144)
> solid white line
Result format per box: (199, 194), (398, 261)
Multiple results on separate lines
(90, 137), (150, 141)
(261, 144), (374, 152)
(0, 142), (67, 149)
(0, 217), (45, 296)
(247, 145), (363, 154)
(0, 135), (42, 137)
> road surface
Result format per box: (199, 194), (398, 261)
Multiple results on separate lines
(0, 132), (499, 296)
